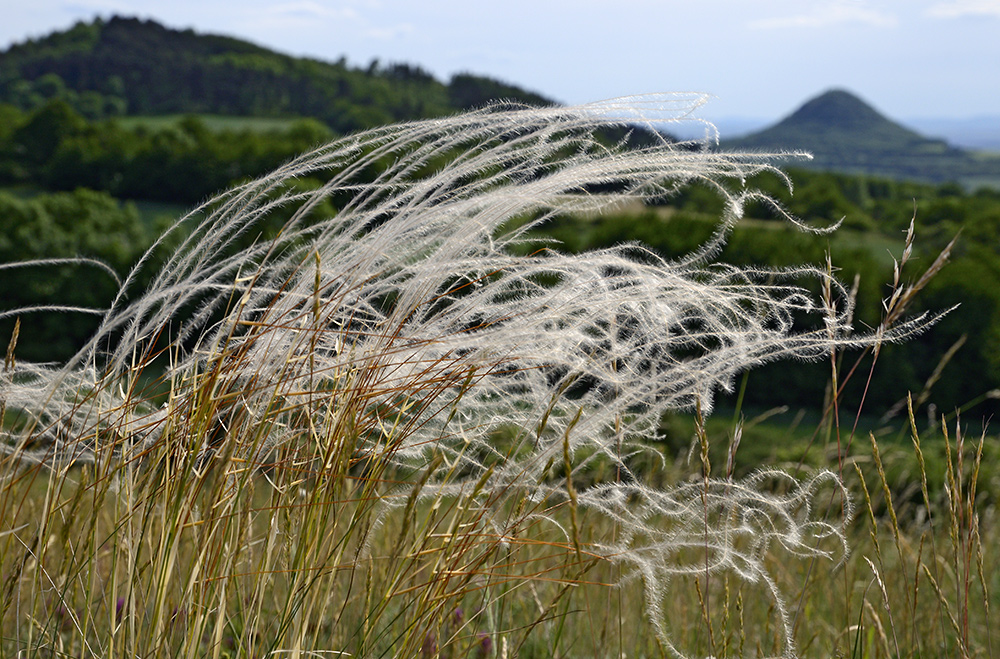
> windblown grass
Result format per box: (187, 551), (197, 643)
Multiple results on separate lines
(0, 95), (975, 658)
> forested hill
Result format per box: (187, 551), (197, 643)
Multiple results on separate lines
(724, 89), (1000, 185)
(0, 16), (554, 134)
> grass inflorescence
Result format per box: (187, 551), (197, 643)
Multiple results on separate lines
(0, 96), (987, 658)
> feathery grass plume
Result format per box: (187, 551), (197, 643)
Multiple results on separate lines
(0, 95), (935, 656)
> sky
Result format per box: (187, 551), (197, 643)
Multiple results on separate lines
(2, 0), (999, 126)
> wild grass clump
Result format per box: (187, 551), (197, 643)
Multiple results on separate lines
(0, 96), (943, 657)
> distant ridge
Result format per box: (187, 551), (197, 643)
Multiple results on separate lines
(0, 16), (555, 134)
(905, 115), (1000, 151)
(725, 89), (1000, 185)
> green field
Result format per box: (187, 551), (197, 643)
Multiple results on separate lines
(114, 113), (316, 133)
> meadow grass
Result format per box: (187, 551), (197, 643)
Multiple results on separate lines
(2, 404), (993, 658)
(0, 96), (988, 658)
(113, 115), (312, 134)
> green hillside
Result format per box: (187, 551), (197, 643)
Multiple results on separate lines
(725, 89), (1000, 185)
(0, 16), (554, 134)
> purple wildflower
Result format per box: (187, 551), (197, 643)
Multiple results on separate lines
(421, 631), (437, 657)
(54, 605), (72, 631)
(476, 633), (493, 657)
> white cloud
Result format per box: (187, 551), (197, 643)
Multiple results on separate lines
(363, 24), (414, 41)
(926, 0), (1000, 18)
(254, 1), (358, 21)
(229, 1), (363, 43)
(61, 1), (132, 13)
(749, 3), (898, 29)
(238, 2), (413, 44)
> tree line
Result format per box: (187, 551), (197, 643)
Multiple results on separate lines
(0, 100), (335, 204)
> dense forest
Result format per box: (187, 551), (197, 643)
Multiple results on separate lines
(2, 16), (1000, 423)
(0, 16), (553, 133)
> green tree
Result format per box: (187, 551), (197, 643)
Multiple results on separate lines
(9, 99), (86, 170)
(0, 189), (150, 361)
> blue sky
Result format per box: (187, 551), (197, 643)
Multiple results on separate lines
(2, 0), (998, 124)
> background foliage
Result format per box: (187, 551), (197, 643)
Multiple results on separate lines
(2, 15), (999, 422)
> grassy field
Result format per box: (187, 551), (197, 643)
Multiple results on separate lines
(2, 405), (995, 657)
(113, 114), (316, 134)
(130, 198), (192, 229)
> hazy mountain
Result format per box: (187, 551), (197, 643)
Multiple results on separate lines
(723, 89), (1000, 185)
(675, 113), (1000, 152)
